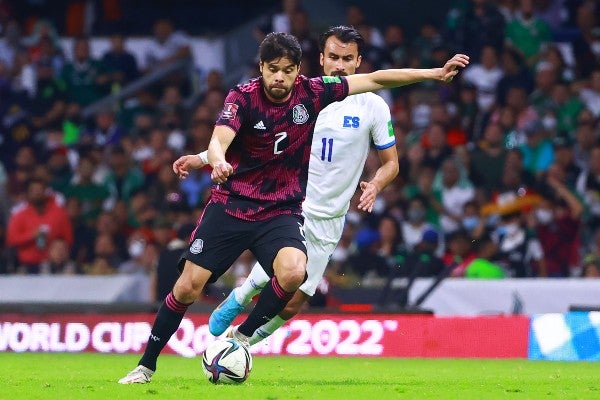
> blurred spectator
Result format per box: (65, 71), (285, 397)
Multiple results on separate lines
(551, 136), (580, 188)
(422, 122), (453, 170)
(411, 21), (443, 69)
(434, 157), (475, 234)
(576, 145), (600, 232)
(6, 178), (73, 273)
(571, 3), (600, 80)
(581, 256), (600, 278)
(101, 32), (139, 86)
(82, 108), (125, 147)
(154, 222), (195, 302)
(39, 238), (79, 274)
(505, 0), (552, 67)
(379, 228), (444, 307)
(492, 211), (544, 277)
(383, 24), (408, 69)
(497, 47), (534, 106)
(65, 196), (95, 265)
(63, 155), (110, 222)
(579, 69), (600, 118)
(0, 19), (23, 70)
(144, 18), (191, 72)
(289, 9), (319, 76)
(549, 80), (584, 136)
(572, 120), (596, 171)
(462, 45), (504, 112)
(346, 5), (385, 48)
(519, 119), (555, 176)
(29, 56), (66, 131)
(529, 61), (558, 116)
(470, 122), (507, 194)
(532, 174), (583, 277)
(445, 229), (477, 277)
(400, 195), (440, 253)
(118, 230), (158, 275)
(103, 146), (144, 206)
(88, 232), (120, 272)
(463, 234), (505, 278)
(492, 85), (539, 132)
(445, 0), (505, 61)
(60, 37), (110, 114)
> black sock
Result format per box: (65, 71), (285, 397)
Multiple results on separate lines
(238, 277), (293, 337)
(139, 292), (190, 371)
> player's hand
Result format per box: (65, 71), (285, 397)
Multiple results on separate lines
(440, 54), (469, 83)
(358, 181), (378, 213)
(211, 161), (234, 183)
(172, 154), (204, 179)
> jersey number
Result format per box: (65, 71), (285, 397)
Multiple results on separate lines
(321, 137), (333, 162)
(274, 132), (288, 155)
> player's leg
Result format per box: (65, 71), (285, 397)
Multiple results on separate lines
(118, 260), (211, 384)
(234, 215), (307, 341)
(208, 261), (269, 336)
(248, 215), (343, 345)
(119, 202), (250, 383)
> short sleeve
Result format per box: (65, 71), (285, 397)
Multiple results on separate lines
(310, 76), (349, 110)
(369, 95), (395, 150)
(215, 89), (245, 134)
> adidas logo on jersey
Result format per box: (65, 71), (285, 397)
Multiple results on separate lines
(254, 120), (266, 130)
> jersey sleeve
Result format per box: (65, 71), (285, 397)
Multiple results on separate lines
(368, 95), (395, 150)
(310, 76), (349, 110)
(215, 89), (246, 134)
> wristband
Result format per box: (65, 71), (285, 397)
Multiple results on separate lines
(198, 151), (209, 164)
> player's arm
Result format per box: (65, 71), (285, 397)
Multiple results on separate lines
(358, 146), (399, 213)
(207, 125), (236, 183)
(172, 151), (208, 179)
(345, 54), (469, 95)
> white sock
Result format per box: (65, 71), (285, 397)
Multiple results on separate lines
(249, 315), (287, 345)
(233, 261), (270, 305)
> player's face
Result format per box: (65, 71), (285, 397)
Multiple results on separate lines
(320, 36), (361, 77)
(260, 57), (300, 102)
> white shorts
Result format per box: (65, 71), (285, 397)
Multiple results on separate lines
(298, 213), (345, 296)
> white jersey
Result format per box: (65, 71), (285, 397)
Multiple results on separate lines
(302, 92), (394, 219)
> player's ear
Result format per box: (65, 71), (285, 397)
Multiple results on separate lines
(356, 55), (362, 70)
(319, 52), (324, 68)
(258, 61), (263, 74)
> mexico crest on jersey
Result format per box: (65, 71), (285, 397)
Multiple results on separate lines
(190, 238), (203, 254)
(292, 104), (309, 124)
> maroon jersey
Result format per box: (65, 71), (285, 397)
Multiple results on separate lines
(212, 75), (348, 221)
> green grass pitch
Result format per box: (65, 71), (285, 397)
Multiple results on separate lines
(2, 352), (600, 400)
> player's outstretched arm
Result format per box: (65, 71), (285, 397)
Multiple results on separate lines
(207, 125), (236, 183)
(172, 152), (208, 179)
(346, 54), (469, 95)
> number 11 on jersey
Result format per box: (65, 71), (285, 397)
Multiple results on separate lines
(321, 138), (333, 162)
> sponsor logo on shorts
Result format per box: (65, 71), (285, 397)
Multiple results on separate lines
(190, 238), (204, 254)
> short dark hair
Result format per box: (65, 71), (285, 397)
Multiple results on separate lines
(259, 32), (302, 65)
(319, 25), (365, 55)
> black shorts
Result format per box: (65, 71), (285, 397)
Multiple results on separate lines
(180, 201), (306, 283)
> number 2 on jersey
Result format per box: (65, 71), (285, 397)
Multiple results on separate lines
(321, 137), (333, 162)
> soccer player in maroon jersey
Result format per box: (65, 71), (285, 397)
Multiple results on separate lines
(119, 32), (468, 384)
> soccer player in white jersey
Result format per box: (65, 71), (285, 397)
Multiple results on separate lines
(175, 25), (399, 345)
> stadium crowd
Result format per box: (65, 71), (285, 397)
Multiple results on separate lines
(1, 0), (600, 305)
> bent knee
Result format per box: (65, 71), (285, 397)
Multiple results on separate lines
(276, 264), (306, 291)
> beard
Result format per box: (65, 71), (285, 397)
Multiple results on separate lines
(265, 85), (292, 100)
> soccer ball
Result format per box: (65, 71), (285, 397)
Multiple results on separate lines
(201, 338), (252, 384)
